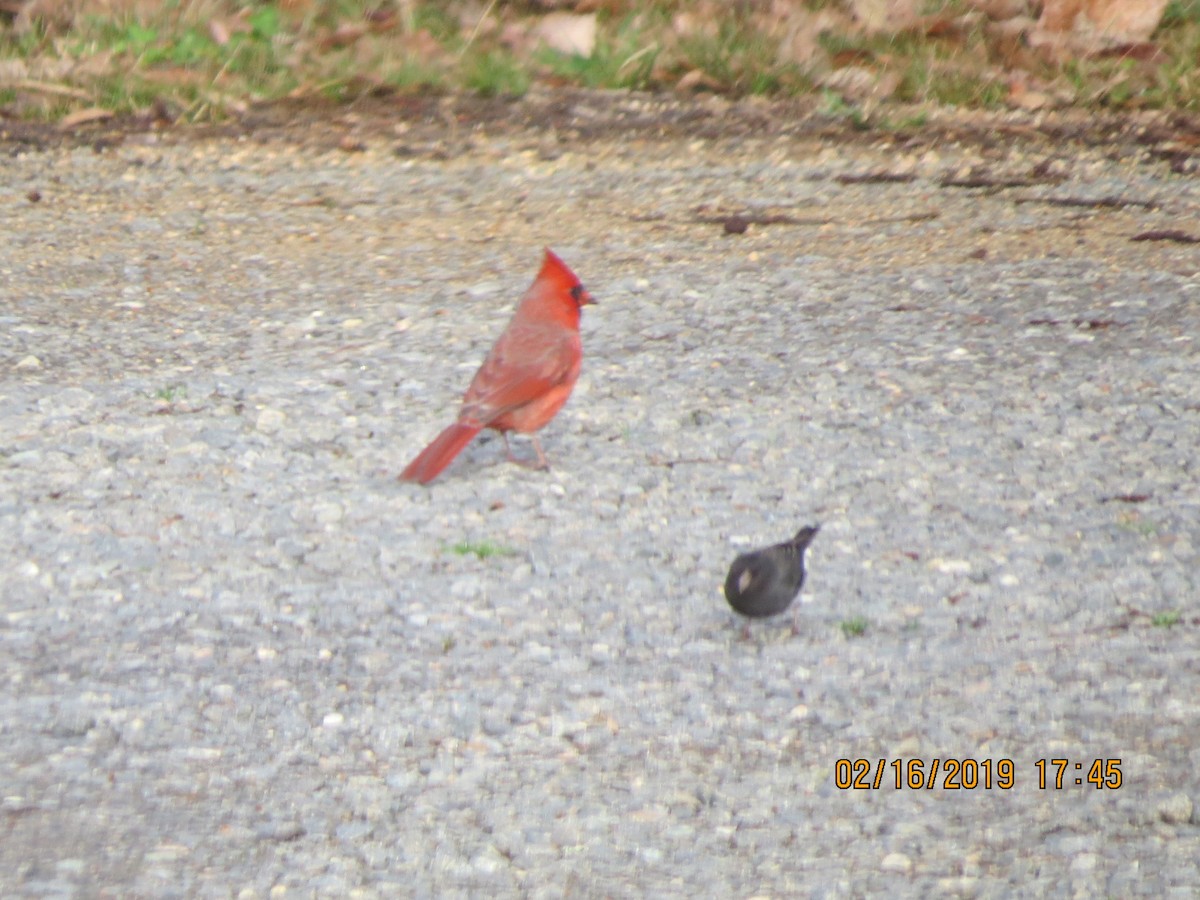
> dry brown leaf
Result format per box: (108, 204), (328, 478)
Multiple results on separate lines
(458, 2), (501, 43)
(1005, 74), (1052, 110)
(970, 0), (1033, 19)
(499, 22), (535, 55)
(210, 13), (253, 46)
(671, 10), (719, 42)
(399, 29), (444, 65)
(988, 16), (1040, 70)
(776, 7), (848, 70)
(59, 106), (114, 129)
(534, 12), (596, 56)
(676, 68), (722, 92)
(1033, 0), (1170, 57)
(820, 66), (901, 102)
(137, 67), (205, 88)
(921, 13), (980, 40)
(16, 0), (174, 34)
(0, 58), (30, 81)
(1094, 41), (1167, 62)
(1088, 0), (1167, 39)
(14, 0), (75, 35)
(366, 8), (399, 31)
(319, 23), (369, 51)
(848, 0), (921, 34)
(988, 15), (1037, 41)
(2, 56), (79, 82)
(10, 78), (91, 100)
(279, 0), (317, 20)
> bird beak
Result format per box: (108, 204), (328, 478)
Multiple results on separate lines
(573, 285), (595, 306)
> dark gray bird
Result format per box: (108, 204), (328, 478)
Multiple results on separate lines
(724, 525), (820, 628)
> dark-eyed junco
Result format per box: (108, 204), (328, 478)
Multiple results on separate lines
(724, 525), (820, 630)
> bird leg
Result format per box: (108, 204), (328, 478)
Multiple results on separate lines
(502, 433), (550, 470)
(529, 435), (550, 470)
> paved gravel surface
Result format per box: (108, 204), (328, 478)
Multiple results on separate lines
(2, 96), (1199, 896)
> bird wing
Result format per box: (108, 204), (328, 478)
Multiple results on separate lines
(461, 324), (581, 425)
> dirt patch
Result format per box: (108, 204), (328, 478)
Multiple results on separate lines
(4, 89), (1197, 286)
(3, 88), (1200, 165)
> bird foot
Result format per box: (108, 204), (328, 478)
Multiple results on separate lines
(502, 434), (551, 470)
(505, 453), (550, 471)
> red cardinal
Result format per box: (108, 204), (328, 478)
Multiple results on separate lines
(399, 248), (595, 485)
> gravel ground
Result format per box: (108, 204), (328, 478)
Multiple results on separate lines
(2, 98), (1199, 896)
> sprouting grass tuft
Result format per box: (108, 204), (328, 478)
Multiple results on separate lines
(535, 13), (662, 91)
(1115, 511), (1159, 536)
(1151, 610), (1181, 628)
(154, 384), (187, 402)
(841, 616), (869, 638)
(819, 88), (870, 128)
(463, 50), (530, 97)
(449, 540), (518, 560)
(385, 59), (446, 93)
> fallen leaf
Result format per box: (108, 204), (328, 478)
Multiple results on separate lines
(971, 0), (1032, 19)
(210, 19), (231, 46)
(676, 68), (723, 92)
(776, 7), (846, 70)
(1131, 230), (1200, 244)
(819, 66), (900, 102)
(848, 0), (921, 34)
(1006, 75), (1052, 110)
(534, 12), (596, 56)
(59, 106), (114, 129)
(365, 8), (398, 30)
(1094, 41), (1165, 62)
(319, 23), (368, 51)
(1032, 0), (1169, 57)
(671, 10), (719, 42)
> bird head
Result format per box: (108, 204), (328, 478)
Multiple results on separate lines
(791, 525), (820, 550)
(541, 247), (594, 310)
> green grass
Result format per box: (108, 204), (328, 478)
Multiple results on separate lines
(1151, 610), (1182, 628)
(463, 49), (530, 97)
(1, 1), (1199, 122)
(676, 14), (793, 95)
(154, 384), (187, 402)
(449, 540), (518, 560)
(840, 616), (869, 638)
(384, 58), (445, 93)
(818, 88), (869, 128)
(1115, 511), (1159, 536)
(535, 12), (661, 91)
(1163, 0), (1200, 28)
(412, 5), (460, 43)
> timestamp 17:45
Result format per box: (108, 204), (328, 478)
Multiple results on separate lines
(1036, 758), (1122, 789)
(833, 758), (1124, 790)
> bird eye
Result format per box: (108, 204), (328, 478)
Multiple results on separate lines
(570, 285), (585, 303)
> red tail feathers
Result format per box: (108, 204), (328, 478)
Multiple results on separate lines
(398, 421), (482, 485)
